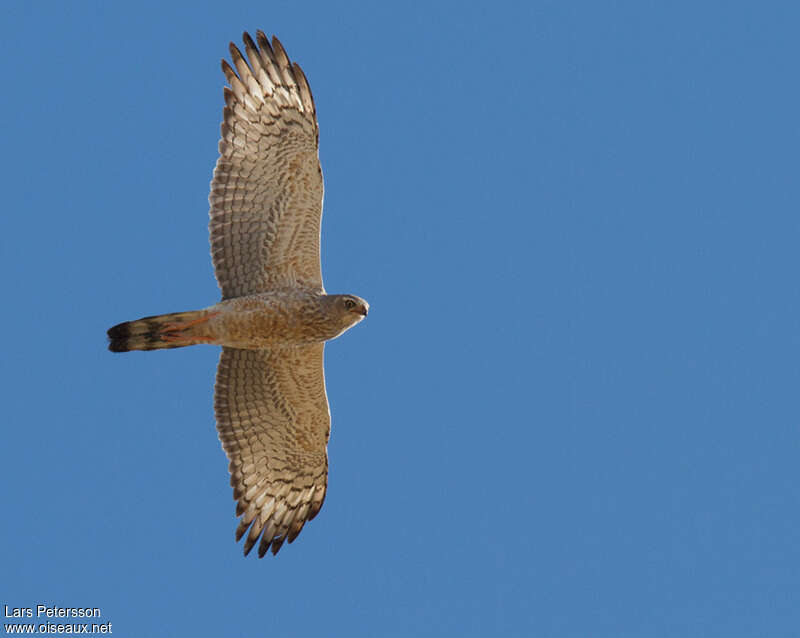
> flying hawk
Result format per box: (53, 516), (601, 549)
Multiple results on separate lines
(108, 31), (368, 558)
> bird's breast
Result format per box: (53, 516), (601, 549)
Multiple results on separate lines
(207, 293), (331, 349)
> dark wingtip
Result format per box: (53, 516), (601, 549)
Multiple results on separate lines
(235, 525), (247, 543)
(243, 534), (256, 556)
(270, 536), (285, 555)
(257, 537), (272, 558)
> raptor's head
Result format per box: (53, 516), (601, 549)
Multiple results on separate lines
(339, 294), (369, 318)
(328, 294), (369, 333)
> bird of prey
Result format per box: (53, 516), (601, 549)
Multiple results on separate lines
(108, 31), (368, 558)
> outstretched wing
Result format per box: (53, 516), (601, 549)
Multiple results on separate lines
(209, 31), (324, 299)
(215, 345), (330, 557)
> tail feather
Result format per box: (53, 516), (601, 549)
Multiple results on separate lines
(107, 310), (212, 352)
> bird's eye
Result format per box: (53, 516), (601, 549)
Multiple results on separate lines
(344, 299), (356, 310)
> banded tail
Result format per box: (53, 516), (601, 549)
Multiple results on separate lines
(107, 310), (217, 352)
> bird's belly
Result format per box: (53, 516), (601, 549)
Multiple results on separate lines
(207, 300), (326, 349)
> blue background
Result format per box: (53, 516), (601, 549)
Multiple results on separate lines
(2, 1), (799, 636)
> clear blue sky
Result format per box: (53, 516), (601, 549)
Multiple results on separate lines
(2, 1), (799, 636)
